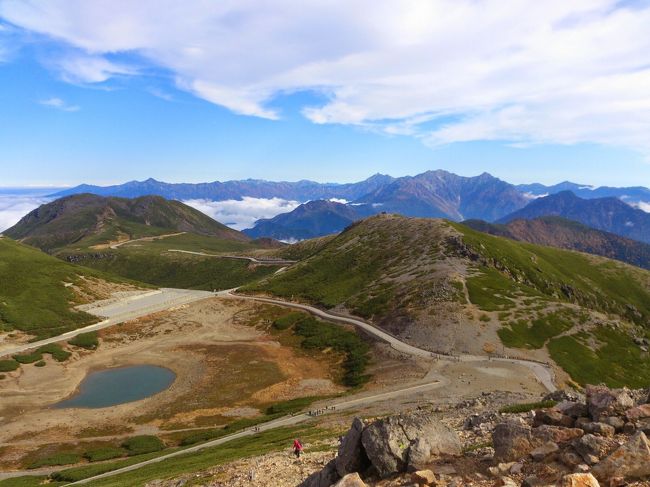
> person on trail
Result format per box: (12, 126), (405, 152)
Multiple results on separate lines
(293, 438), (303, 459)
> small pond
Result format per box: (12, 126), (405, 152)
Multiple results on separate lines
(54, 365), (176, 409)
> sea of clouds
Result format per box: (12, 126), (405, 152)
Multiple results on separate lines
(0, 191), (54, 232)
(182, 197), (300, 230)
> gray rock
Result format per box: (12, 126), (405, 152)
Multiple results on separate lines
(586, 385), (634, 421)
(573, 434), (608, 465)
(581, 422), (615, 437)
(299, 459), (340, 487)
(592, 431), (650, 481)
(530, 441), (559, 461)
(603, 416), (625, 432)
(360, 410), (461, 478)
(543, 389), (584, 403)
(492, 418), (532, 462)
(335, 418), (370, 477)
(533, 408), (574, 428)
(556, 400), (588, 419)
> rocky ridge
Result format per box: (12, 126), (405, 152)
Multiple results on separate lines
(301, 385), (650, 487)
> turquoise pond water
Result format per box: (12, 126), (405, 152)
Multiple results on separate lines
(54, 365), (176, 409)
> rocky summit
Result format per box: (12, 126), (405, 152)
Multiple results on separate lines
(299, 385), (650, 486)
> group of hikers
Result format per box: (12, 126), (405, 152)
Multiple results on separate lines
(307, 405), (335, 416)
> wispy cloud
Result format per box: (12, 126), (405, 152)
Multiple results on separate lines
(183, 197), (299, 230)
(39, 97), (80, 112)
(3, 1), (650, 152)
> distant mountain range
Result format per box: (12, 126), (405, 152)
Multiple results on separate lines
(243, 200), (372, 241)
(4, 193), (248, 252)
(497, 191), (650, 244)
(464, 216), (650, 270)
(46, 170), (650, 242)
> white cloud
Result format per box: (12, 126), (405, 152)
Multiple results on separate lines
(3, 1), (650, 151)
(328, 198), (348, 204)
(183, 197), (299, 230)
(632, 201), (650, 213)
(39, 97), (80, 111)
(0, 194), (49, 232)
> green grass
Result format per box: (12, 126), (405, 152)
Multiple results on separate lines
(548, 327), (650, 388)
(68, 331), (99, 349)
(0, 359), (19, 372)
(466, 267), (522, 311)
(121, 435), (165, 456)
(454, 222), (650, 325)
(27, 452), (82, 469)
(497, 310), (575, 349)
(83, 447), (127, 462)
(69, 425), (331, 487)
(0, 477), (65, 487)
(499, 400), (557, 414)
(273, 312), (370, 387)
(264, 396), (324, 415)
(12, 343), (71, 365)
(68, 250), (279, 291)
(0, 238), (130, 339)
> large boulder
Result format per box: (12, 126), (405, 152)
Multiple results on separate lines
(533, 408), (574, 428)
(625, 403), (650, 421)
(592, 431), (650, 481)
(492, 418), (533, 462)
(586, 385), (634, 421)
(335, 418), (370, 477)
(360, 411), (461, 477)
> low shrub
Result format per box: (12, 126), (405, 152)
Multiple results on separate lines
(121, 435), (164, 456)
(28, 452), (82, 469)
(68, 331), (99, 350)
(499, 400), (557, 414)
(34, 360), (46, 367)
(13, 351), (42, 364)
(83, 447), (125, 462)
(0, 359), (19, 372)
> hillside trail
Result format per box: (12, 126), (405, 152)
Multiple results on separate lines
(167, 248), (297, 265)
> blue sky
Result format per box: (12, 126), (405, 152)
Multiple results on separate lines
(1, 1), (650, 188)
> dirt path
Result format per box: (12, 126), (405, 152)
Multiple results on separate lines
(167, 249), (297, 266)
(107, 232), (187, 249)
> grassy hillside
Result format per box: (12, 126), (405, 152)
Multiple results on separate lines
(463, 216), (650, 270)
(0, 237), (140, 339)
(247, 214), (650, 387)
(60, 233), (283, 291)
(4, 194), (248, 253)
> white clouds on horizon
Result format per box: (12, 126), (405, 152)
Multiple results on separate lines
(183, 197), (299, 230)
(0, 195), (49, 232)
(3, 1), (650, 152)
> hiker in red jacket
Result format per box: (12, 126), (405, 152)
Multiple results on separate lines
(293, 438), (303, 458)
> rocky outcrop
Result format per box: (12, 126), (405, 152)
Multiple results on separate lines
(592, 431), (650, 481)
(361, 411), (460, 477)
(303, 411), (460, 485)
(585, 385), (634, 421)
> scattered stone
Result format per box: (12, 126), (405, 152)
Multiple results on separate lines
(592, 431), (650, 481)
(586, 385), (634, 421)
(530, 441), (559, 461)
(333, 472), (368, 487)
(557, 401), (588, 419)
(492, 418), (533, 462)
(573, 434), (608, 465)
(581, 422), (615, 437)
(496, 476), (518, 487)
(560, 472), (600, 487)
(533, 425), (583, 444)
(602, 416), (624, 433)
(559, 449), (583, 467)
(534, 408), (574, 428)
(410, 469), (436, 485)
(510, 462), (524, 474)
(625, 403), (650, 420)
(544, 390), (583, 403)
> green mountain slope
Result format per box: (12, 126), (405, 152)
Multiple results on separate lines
(4, 194), (249, 253)
(0, 237), (140, 339)
(249, 214), (650, 387)
(463, 216), (650, 270)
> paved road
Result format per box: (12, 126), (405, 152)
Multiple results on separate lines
(227, 292), (557, 393)
(65, 379), (446, 485)
(167, 249), (297, 266)
(109, 232), (186, 249)
(0, 289), (213, 358)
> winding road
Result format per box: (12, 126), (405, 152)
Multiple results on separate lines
(167, 249), (297, 266)
(0, 286), (557, 485)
